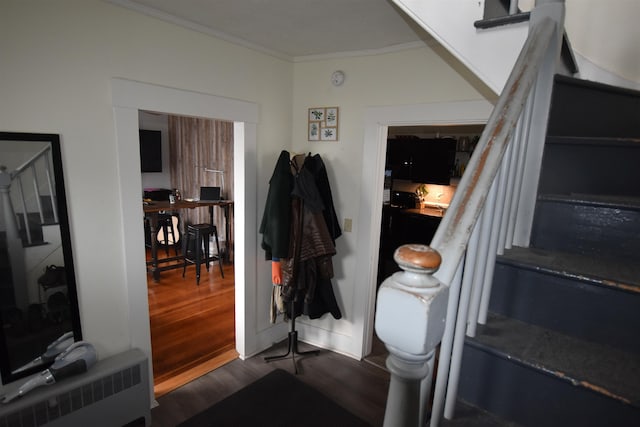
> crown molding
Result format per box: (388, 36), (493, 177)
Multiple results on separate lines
(103, 0), (432, 64)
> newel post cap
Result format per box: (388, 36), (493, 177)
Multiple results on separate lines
(394, 244), (441, 274)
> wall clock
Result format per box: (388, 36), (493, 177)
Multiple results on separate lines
(331, 70), (345, 86)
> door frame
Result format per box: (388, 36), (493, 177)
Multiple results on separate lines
(111, 78), (259, 400)
(354, 100), (493, 358)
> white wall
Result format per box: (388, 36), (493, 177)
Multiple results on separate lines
(0, 0), (293, 381)
(291, 47), (487, 356)
(393, 0), (529, 94)
(565, 0), (640, 90)
(0, 0), (488, 396)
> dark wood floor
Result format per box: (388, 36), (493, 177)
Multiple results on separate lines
(150, 339), (391, 427)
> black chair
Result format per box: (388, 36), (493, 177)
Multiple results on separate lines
(182, 223), (224, 284)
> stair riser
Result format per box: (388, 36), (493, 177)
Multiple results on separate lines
(458, 344), (639, 427)
(538, 137), (640, 197)
(547, 75), (640, 138)
(531, 200), (640, 261)
(490, 262), (640, 354)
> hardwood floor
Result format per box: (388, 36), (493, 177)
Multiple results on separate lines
(146, 247), (237, 397)
(150, 340), (391, 427)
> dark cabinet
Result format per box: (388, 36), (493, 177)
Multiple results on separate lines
(412, 138), (456, 184)
(386, 138), (413, 180)
(387, 138), (456, 184)
(377, 206), (441, 286)
(391, 210), (441, 248)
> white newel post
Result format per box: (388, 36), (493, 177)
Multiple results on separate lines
(376, 244), (448, 427)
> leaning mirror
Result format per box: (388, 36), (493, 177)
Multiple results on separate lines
(0, 132), (82, 385)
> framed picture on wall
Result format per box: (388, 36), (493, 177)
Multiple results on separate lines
(308, 107), (339, 141)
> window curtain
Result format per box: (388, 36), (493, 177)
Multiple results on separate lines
(168, 116), (234, 237)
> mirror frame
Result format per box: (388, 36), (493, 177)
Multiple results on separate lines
(0, 131), (82, 385)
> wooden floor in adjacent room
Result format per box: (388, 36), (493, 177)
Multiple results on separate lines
(146, 248), (237, 397)
(150, 339), (391, 427)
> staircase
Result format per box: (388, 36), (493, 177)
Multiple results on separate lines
(455, 76), (640, 425)
(1, 145), (62, 313)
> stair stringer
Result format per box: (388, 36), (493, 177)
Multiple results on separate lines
(392, 0), (528, 94)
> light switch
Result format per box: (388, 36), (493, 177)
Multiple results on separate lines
(343, 218), (353, 232)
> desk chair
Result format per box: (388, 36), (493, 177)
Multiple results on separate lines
(182, 223), (224, 285)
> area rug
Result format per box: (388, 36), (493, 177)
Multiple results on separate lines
(177, 368), (371, 426)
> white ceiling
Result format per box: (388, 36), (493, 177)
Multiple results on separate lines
(106, 0), (431, 60)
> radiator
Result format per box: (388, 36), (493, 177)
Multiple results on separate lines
(0, 348), (150, 427)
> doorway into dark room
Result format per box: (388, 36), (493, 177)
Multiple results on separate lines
(367, 123), (485, 369)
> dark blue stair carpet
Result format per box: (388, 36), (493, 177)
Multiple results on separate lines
(491, 245), (640, 354)
(531, 194), (640, 261)
(468, 314), (640, 410)
(538, 138), (640, 198)
(497, 245), (640, 294)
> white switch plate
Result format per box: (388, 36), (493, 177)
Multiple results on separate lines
(343, 218), (352, 232)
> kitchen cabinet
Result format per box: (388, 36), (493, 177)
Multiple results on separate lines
(387, 138), (456, 184)
(386, 138), (413, 180)
(412, 138), (456, 184)
(377, 206), (442, 285)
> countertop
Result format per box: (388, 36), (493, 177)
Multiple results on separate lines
(403, 206), (446, 218)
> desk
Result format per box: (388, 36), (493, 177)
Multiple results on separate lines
(143, 199), (233, 281)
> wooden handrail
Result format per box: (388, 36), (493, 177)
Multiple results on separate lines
(431, 15), (556, 286)
(11, 145), (50, 178)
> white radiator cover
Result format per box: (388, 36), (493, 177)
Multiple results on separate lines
(0, 348), (150, 427)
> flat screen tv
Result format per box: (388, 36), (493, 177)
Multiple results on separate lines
(139, 129), (162, 173)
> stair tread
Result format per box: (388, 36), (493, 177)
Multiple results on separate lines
(555, 74), (640, 98)
(441, 401), (522, 427)
(546, 135), (640, 146)
(498, 246), (640, 293)
(469, 314), (640, 408)
(538, 193), (640, 210)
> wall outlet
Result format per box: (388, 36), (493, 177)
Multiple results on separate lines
(343, 218), (353, 232)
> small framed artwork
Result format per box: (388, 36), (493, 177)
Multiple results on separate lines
(308, 106), (339, 141)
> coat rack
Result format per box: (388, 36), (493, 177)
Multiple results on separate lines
(264, 300), (319, 374)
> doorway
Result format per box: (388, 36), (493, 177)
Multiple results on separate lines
(355, 100), (493, 361)
(367, 123), (485, 368)
(112, 78), (259, 402)
(138, 111), (237, 396)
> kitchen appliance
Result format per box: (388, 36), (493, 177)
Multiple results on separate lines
(391, 191), (419, 208)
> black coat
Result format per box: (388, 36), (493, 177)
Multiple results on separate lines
(260, 151), (342, 260)
(260, 151), (343, 320)
(260, 150), (294, 260)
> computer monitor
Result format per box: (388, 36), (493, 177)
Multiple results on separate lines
(199, 186), (221, 201)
